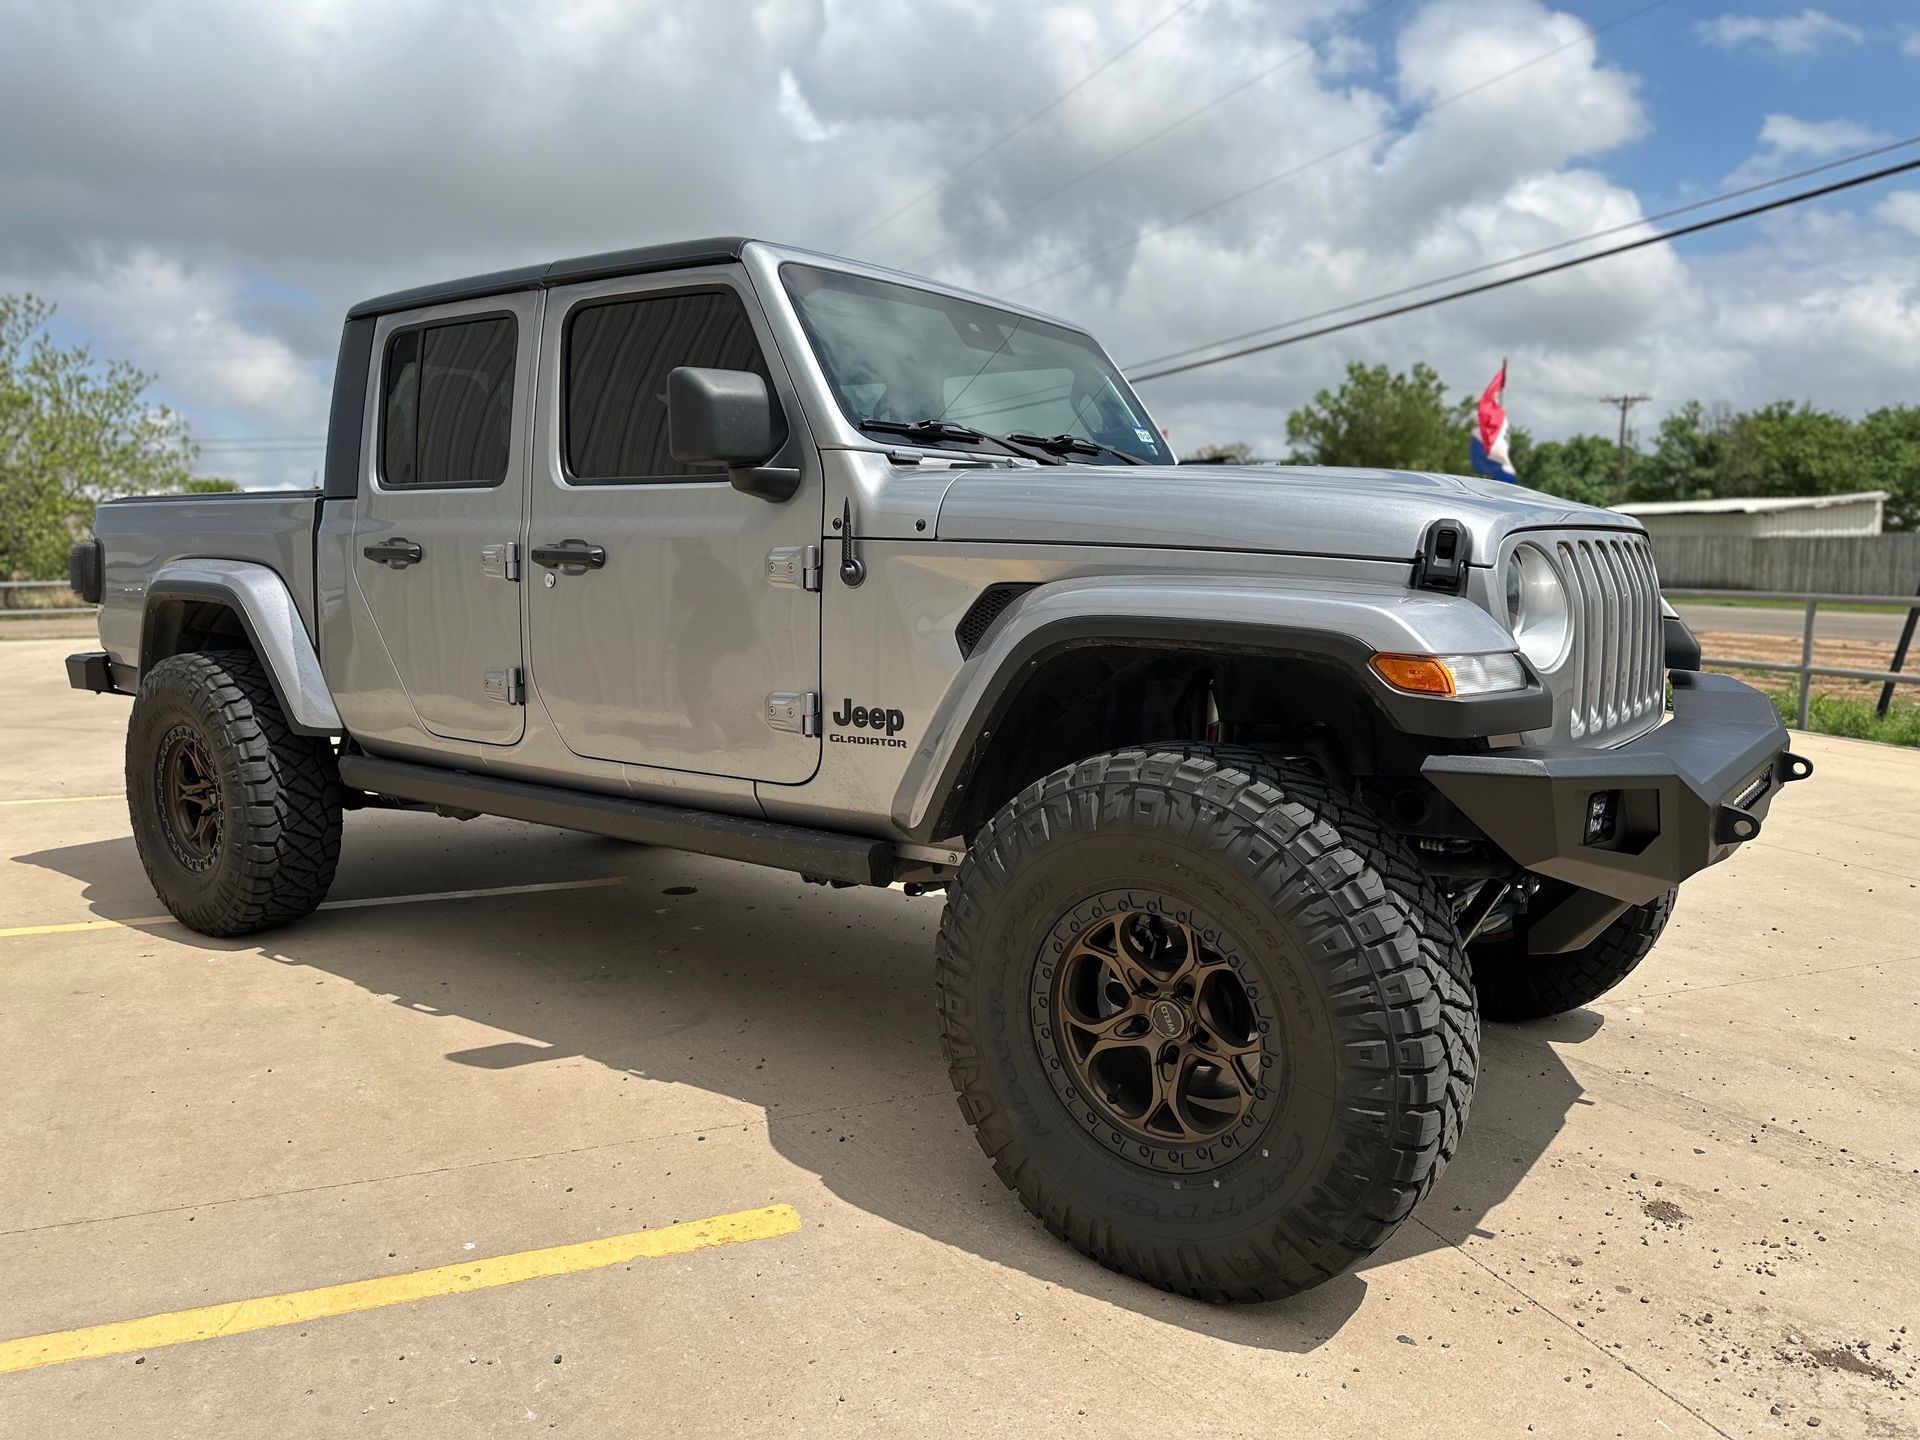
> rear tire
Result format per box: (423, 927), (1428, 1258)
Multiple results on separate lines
(127, 649), (342, 937)
(1470, 887), (1675, 1021)
(935, 746), (1477, 1302)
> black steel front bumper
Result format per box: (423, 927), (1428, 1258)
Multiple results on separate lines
(1423, 671), (1811, 907)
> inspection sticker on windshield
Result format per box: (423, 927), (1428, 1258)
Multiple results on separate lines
(1134, 428), (1158, 448)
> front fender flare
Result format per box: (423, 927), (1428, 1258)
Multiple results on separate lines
(141, 559), (341, 735)
(890, 573), (1547, 840)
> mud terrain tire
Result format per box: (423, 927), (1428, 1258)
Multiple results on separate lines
(1471, 887), (1676, 1022)
(935, 746), (1477, 1302)
(127, 649), (342, 937)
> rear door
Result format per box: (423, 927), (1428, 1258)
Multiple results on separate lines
(525, 268), (822, 782)
(352, 293), (538, 745)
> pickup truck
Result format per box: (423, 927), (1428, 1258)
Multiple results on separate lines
(66, 236), (1808, 1301)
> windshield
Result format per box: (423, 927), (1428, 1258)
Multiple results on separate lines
(780, 264), (1171, 465)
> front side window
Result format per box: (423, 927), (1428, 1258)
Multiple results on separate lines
(564, 288), (774, 484)
(781, 263), (1169, 465)
(381, 315), (517, 488)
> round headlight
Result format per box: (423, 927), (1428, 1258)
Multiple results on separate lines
(1505, 544), (1571, 669)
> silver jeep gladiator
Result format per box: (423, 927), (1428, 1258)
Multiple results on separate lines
(66, 236), (1807, 1301)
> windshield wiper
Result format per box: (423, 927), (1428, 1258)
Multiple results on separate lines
(857, 418), (1063, 465)
(1006, 431), (1143, 466)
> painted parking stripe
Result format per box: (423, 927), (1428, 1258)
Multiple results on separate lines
(0, 1203), (800, 1375)
(0, 794), (120, 807)
(0, 876), (627, 940)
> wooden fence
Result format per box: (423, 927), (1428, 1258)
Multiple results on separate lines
(1648, 534), (1920, 597)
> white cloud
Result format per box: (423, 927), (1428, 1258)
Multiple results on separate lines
(1757, 114), (1887, 157)
(1902, 28), (1920, 59)
(1722, 113), (1889, 187)
(0, 0), (1909, 478)
(776, 69), (841, 145)
(1696, 9), (1863, 56)
(1876, 192), (1920, 240)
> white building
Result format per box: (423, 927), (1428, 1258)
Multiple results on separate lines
(1612, 491), (1888, 540)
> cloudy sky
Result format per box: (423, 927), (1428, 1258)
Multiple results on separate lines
(1, 0), (1914, 483)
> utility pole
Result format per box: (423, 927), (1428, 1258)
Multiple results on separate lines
(1600, 393), (1651, 503)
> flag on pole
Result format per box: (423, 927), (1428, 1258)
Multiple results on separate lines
(1470, 361), (1517, 482)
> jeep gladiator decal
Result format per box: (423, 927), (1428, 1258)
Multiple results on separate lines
(829, 698), (908, 748)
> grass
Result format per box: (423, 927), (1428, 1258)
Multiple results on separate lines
(1763, 687), (1920, 747)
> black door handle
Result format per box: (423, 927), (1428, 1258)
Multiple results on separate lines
(363, 537), (422, 568)
(531, 541), (607, 571)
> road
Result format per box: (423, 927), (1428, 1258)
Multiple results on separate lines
(1675, 602), (1914, 645)
(1, 636), (1915, 1438)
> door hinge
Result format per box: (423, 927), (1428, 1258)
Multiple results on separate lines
(767, 544), (821, 592)
(766, 691), (820, 737)
(485, 665), (525, 705)
(481, 541), (521, 582)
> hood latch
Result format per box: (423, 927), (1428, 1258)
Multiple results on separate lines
(1411, 518), (1471, 595)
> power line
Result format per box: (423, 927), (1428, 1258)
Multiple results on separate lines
(1127, 155), (1920, 383)
(837, 0), (1205, 252)
(994, 0), (1676, 299)
(904, 0), (1408, 271)
(1125, 134), (1920, 372)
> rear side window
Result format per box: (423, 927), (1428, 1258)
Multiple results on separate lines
(380, 315), (517, 488)
(564, 289), (775, 484)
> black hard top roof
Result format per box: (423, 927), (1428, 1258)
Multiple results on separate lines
(346, 236), (755, 320)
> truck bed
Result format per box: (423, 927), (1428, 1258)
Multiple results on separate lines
(91, 490), (325, 672)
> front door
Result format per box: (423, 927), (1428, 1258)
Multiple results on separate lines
(526, 269), (821, 782)
(351, 293), (538, 746)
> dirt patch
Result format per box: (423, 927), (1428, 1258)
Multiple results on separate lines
(1696, 628), (1910, 703)
(1804, 1346), (1898, 1385)
(1642, 1198), (1689, 1227)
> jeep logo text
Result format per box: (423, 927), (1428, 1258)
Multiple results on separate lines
(831, 699), (905, 736)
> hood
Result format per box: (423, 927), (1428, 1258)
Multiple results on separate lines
(933, 464), (1640, 563)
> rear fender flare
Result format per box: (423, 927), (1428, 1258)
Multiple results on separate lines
(140, 559), (341, 735)
(890, 574), (1545, 839)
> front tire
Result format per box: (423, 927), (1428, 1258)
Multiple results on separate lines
(1470, 886), (1675, 1021)
(127, 649), (342, 937)
(935, 747), (1477, 1302)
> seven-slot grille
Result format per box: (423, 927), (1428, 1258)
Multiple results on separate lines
(1552, 532), (1664, 743)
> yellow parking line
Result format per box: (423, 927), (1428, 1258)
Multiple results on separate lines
(0, 1203), (800, 1375)
(0, 876), (627, 941)
(0, 794), (120, 807)
(0, 917), (167, 938)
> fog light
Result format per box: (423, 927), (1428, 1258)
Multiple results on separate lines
(1583, 789), (1619, 845)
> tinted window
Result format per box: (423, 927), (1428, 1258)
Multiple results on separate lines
(781, 263), (1168, 464)
(564, 289), (773, 483)
(380, 316), (516, 489)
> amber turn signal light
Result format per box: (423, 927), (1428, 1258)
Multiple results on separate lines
(1370, 654), (1457, 695)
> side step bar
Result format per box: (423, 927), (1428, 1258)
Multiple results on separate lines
(338, 754), (894, 888)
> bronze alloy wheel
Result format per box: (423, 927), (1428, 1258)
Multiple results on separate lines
(1032, 895), (1279, 1174)
(155, 724), (223, 871)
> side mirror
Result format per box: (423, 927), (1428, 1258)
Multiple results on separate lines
(668, 366), (799, 502)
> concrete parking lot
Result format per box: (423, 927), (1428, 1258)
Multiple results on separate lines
(1, 635), (1914, 1439)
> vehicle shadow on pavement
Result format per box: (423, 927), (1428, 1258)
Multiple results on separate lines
(19, 819), (1601, 1352)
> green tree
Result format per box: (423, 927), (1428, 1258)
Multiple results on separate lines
(0, 293), (207, 578)
(1857, 405), (1920, 532)
(1715, 401), (1859, 499)
(1181, 441), (1253, 464)
(1519, 432), (1620, 508)
(1628, 400), (1721, 505)
(1284, 361), (1473, 473)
